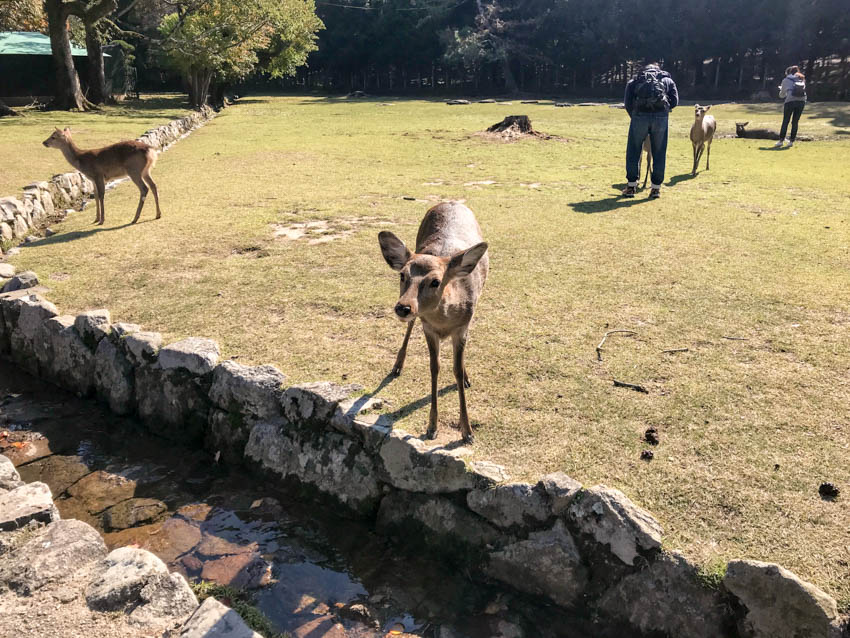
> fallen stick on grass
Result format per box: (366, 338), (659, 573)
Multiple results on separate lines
(661, 348), (689, 354)
(613, 380), (649, 393)
(596, 330), (637, 361)
(721, 336), (749, 341)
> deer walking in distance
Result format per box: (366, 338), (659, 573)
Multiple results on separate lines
(690, 104), (716, 175)
(43, 128), (161, 225)
(378, 202), (489, 443)
(636, 135), (652, 189)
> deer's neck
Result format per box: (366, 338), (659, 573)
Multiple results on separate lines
(59, 140), (84, 171)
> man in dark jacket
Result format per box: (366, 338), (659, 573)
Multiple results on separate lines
(622, 63), (679, 199)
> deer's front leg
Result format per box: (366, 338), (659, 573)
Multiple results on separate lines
(392, 319), (415, 376)
(424, 329), (440, 440)
(452, 329), (473, 443)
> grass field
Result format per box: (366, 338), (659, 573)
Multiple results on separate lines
(3, 95), (849, 606)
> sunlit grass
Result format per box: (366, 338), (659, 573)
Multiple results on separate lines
(5, 95), (850, 606)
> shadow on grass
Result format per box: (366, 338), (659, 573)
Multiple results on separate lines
(758, 145), (790, 151)
(25, 219), (151, 247)
(804, 104), (850, 129)
(667, 172), (698, 186)
(569, 184), (656, 213)
(345, 371), (463, 437)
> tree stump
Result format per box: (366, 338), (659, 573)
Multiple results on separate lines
(487, 115), (534, 134)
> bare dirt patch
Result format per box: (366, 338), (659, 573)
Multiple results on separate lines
(271, 216), (392, 245)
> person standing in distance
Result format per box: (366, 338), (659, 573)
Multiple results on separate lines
(622, 62), (679, 199)
(775, 65), (807, 148)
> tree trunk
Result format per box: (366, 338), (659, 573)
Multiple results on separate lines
(714, 57), (721, 89)
(45, 0), (88, 110)
(187, 69), (212, 109)
(85, 23), (108, 104)
(502, 57), (518, 94)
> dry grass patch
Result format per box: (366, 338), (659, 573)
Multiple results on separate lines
(4, 96), (850, 607)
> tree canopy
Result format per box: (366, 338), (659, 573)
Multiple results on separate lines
(157, 0), (323, 107)
(300, 0), (850, 98)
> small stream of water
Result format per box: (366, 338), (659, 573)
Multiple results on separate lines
(0, 362), (606, 638)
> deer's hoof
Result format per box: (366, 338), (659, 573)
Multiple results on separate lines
(462, 433), (475, 445)
(391, 365), (403, 377)
(463, 378), (471, 389)
(424, 428), (436, 440)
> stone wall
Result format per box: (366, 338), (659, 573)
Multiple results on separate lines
(0, 287), (846, 638)
(0, 106), (215, 253)
(0, 454), (263, 637)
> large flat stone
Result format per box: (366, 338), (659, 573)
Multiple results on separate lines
(376, 490), (502, 551)
(39, 315), (96, 397)
(0, 481), (59, 530)
(1, 271), (39, 293)
(159, 337), (220, 375)
(0, 454), (23, 492)
(86, 546), (198, 626)
(200, 553), (271, 589)
(209, 360), (285, 420)
(598, 551), (733, 637)
(135, 364), (212, 444)
(281, 381), (362, 426)
(74, 309), (111, 348)
(0, 519), (106, 594)
(122, 330), (162, 363)
(94, 336), (135, 414)
(537, 472), (582, 515)
(66, 470), (137, 515)
(466, 482), (550, 529)
(245, 420), (381, 515)
(724, 559), (842, 638)
(103, 498), (168, 531)
(568, 485), (662, 566)
(178, 597), (263, 638)
(378, 429), (478, 494)
(484, 520), (588, 608)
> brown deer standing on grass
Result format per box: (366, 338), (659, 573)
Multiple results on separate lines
(636, 135), (652, 189)
(42, 128), (162, 225)
(378, 202), (489, 443)
(690, 104), (716, 175)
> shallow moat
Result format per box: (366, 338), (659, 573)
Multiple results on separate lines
(0, 361), (613, 638)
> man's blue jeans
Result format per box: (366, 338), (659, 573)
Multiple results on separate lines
(626, 112), (668, 188)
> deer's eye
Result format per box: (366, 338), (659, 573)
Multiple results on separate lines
(430, 279), (441, 288)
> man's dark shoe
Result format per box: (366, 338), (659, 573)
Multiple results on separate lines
(649, 188), (661, 199)
(622, 186), (636, 198)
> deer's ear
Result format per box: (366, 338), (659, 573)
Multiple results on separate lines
(63, 127), (70, 132)
(705, 105), (711, 111)
(446, 242), (488, 279)
(742, 121), (749, 126)
(378, 231), (410, 271)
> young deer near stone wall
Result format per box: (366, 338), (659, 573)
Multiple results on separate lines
(42, 128), (161, 225)
(636, 135), (652, 189)
(690, 105), (716, 175)
(378, 202), (489, 443)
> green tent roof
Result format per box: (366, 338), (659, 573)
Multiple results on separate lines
(0, 31), (90, 56)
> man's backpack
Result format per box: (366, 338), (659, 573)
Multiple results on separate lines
(633, 69), (669, 111)
(791, 79), (806, 98)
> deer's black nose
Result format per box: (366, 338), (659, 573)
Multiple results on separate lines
(395, 303), (411, 318)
